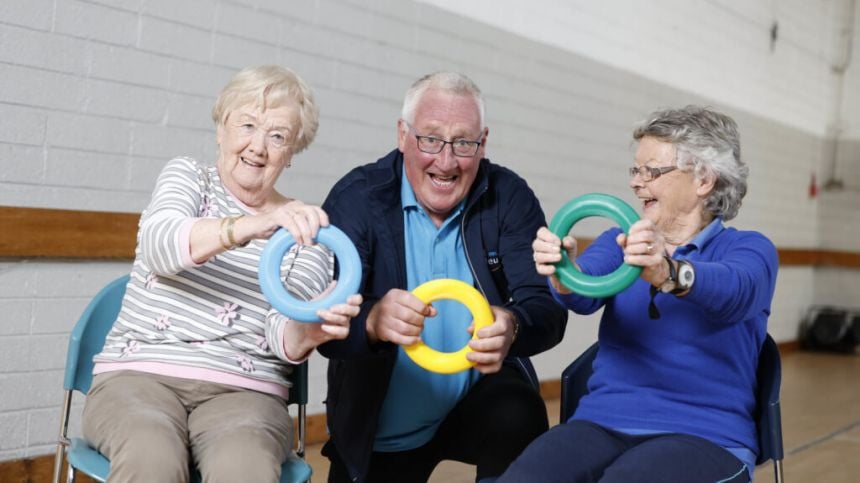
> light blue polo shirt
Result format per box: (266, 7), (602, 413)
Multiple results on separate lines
(373, 171), (481, 452)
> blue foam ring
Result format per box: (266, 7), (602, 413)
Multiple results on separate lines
(259, 225), (362, 323)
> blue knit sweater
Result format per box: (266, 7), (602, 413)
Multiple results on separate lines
(554, 219), (778, 460)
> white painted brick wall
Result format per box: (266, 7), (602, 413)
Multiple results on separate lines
(420, 0), (845, 137)
(1, 0), (859, 460)
(843, 9), (860, 137)
(833, 8), (860, 189)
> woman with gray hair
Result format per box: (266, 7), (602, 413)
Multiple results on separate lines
(511, 106), (778, 482)
(81, 65), (362, 482)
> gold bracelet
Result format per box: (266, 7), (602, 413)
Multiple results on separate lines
(226, 215), (241, 248)
(221, 215), (248, 249)
(219, 217), (232, 250)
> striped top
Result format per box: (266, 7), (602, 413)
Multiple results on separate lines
(93, 157), (333, 399)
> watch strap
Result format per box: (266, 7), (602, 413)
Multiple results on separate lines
(659, 255), (678, 293)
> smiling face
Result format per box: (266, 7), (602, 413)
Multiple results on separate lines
(398, 88), (487, 227)
(215, 102), (299, 208)
(630, 136), (713, 237)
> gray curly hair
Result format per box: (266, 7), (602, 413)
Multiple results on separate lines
(633, 105), (748, 221)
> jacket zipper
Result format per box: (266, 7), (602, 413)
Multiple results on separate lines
(460, 186), (539, 389)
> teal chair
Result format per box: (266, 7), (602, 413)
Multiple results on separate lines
(559, 334), (784, 483)
(52, 274), (313, 483)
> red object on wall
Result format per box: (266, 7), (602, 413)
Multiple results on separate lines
(809, 172), (818, 198)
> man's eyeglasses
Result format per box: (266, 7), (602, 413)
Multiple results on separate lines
(628, 165), (678, 181)
(405, 122), (482, 157)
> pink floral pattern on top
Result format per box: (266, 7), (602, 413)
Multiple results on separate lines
(200, 194), (216, 217)
(255, 335), (269, 351)
(215, 303), (239, 326)
(121, 340), (140, 357)
(235, 355), (255, 372)
(154, 314), (171, 331)
(145, 273), (157, 290)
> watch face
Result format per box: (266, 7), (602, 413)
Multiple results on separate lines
(679, 263), (695, 287)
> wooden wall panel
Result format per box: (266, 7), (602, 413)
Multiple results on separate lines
(2, 207), (859, 269)
(0, 206), (139, 259)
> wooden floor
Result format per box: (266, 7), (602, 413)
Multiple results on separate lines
(302, 349), (860, 482)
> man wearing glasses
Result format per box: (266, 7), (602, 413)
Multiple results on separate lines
(318, 72), (568, 483)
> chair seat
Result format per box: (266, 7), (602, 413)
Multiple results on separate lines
(279, 453), (313, 483)
(55, 275), (313, 483)
(67, 438), (311, 482)
(68, 438), (109, 482)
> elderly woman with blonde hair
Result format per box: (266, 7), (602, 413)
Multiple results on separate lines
(81, 65), (361, 483)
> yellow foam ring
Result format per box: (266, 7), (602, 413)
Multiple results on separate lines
(404, 278), (494, 374)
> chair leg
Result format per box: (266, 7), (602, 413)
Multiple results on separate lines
(54, 391), (73, 483)
(774, 459), (784, 483)
(297, 404), (307, 458)
(53, 443), (66, 483)
(67, 464), (76, 483)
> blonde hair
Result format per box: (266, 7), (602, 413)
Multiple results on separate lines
(211, 65), (319, 153)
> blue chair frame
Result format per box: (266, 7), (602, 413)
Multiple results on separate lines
(52, 274), (312, 483)
(559, 334), (784, 483)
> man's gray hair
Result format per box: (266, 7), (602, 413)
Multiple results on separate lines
(401, 72), (485, 128)
(633, 105), (748, 221)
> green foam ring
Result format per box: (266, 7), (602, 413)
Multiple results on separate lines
(548, 193), (642, 298)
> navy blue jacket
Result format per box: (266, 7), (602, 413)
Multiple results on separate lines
(319, 149), (568, 482)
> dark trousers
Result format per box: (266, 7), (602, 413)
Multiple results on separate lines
(327, 365), (549, 483)
(497, 420), (750, 483)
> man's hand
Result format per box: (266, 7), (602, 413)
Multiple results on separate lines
(465, 306), (517, 374)
(365, 289), (436, 345)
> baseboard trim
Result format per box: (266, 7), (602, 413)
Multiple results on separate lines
(0, 454), (97, 483)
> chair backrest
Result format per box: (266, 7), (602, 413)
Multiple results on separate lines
(559, 334), (784, 469)
(64, 274), (130, 394)
(755, 334), (783, 466)
(559, 341), (599, 423)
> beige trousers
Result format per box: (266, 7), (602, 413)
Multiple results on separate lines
(82, 370), (293, 483)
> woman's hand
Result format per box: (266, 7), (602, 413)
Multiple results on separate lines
(313, 290), (363, 341)
(532, 226), (577, 295)
(193, 200), (330, 262)
(262, 199), (329, 246)
(235, 199), (329, 248)
(280, 282), (362, 360)
(617, 219), (671, 288)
